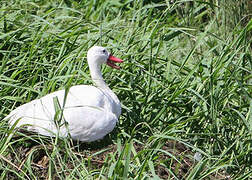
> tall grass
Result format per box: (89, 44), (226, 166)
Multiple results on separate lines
(0, 0), (251, 179)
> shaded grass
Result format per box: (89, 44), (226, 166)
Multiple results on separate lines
(0, 0), (251, 179)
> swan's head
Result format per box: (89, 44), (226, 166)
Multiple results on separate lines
(87, 46), (123, 69)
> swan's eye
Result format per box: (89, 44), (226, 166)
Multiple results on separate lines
(102, 49), (106, 54)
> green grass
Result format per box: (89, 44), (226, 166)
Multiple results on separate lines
(0, 0), (251, 179)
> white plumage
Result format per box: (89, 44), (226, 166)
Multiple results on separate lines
(5, 46), (123, 142)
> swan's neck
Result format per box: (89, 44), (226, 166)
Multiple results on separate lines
(89, 63), (121, 117)
(89, 63), (107, 88)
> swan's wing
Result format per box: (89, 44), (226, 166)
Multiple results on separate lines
(5, 85), (117, 141)
(7, 105), (117, 142)
(5, 85), (106, 124)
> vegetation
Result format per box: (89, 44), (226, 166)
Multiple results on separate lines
(0, 0), (251, 179)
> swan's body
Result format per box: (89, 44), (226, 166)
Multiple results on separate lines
(5, 46), (123, 142)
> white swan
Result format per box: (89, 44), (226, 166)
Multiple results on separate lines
(5, 46), (123, 142)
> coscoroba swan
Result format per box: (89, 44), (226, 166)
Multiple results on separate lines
(5, 46), (123, 142)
